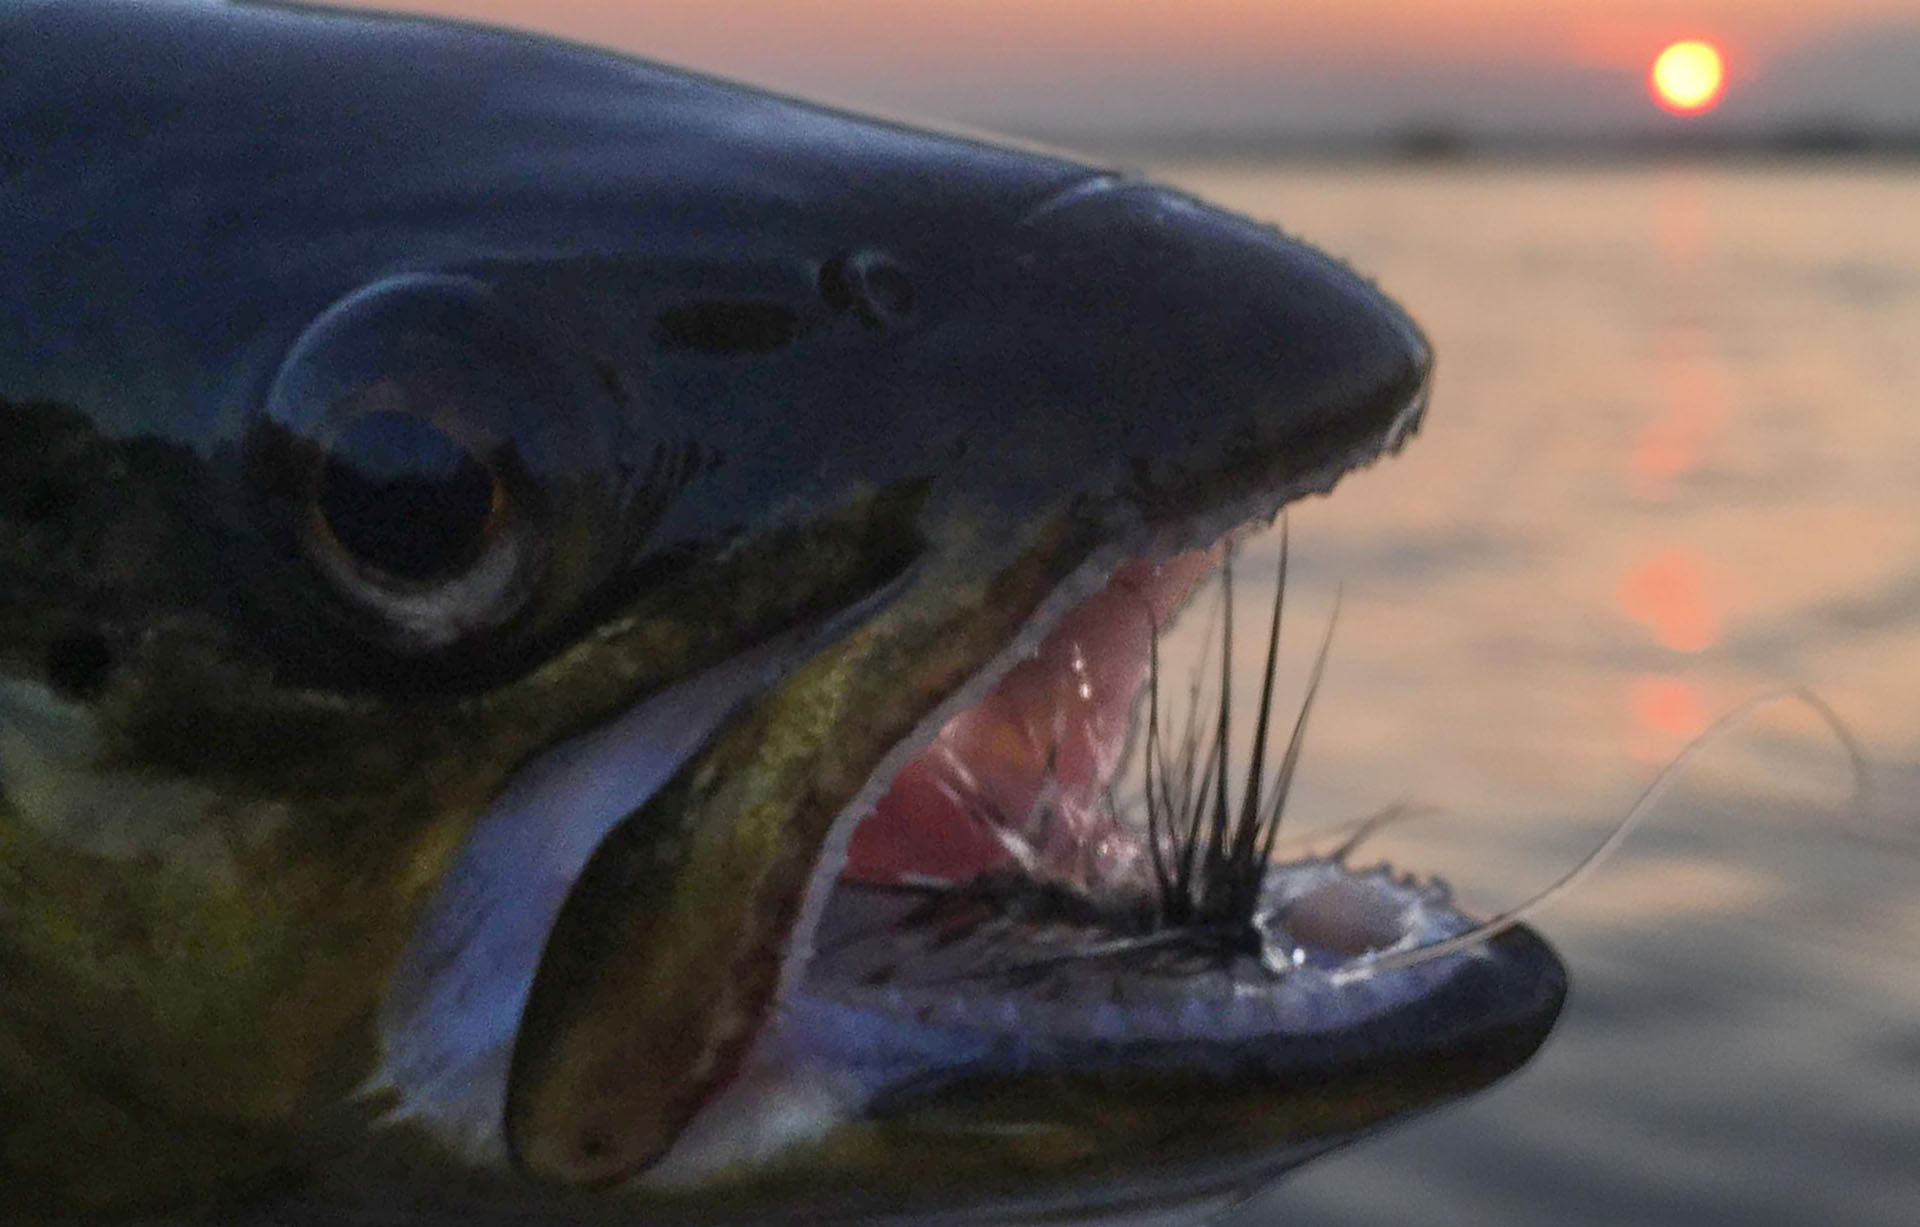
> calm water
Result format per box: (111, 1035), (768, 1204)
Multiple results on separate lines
(1128, 163), (1920, 1226)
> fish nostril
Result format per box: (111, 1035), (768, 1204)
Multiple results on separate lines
(654, 300), (806, 356)
(818, 251), (915, 330)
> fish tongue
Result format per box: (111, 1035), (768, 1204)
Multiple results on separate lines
(843, 548), (1218, 884)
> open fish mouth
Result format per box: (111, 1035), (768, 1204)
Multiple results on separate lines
(621, 533), (1566, 1221)
(809, 546), (1481, 1029)
(372, 384), (1564, 1223)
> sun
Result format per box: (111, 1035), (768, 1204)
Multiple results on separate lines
(1650, 40), (1726, 115)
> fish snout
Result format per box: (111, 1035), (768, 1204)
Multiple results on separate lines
(988, 177), (1432, 525)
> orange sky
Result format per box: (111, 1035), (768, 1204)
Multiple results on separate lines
(334, 0), (1920, 134)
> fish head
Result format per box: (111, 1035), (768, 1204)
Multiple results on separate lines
(0, 1), (1562, 1221)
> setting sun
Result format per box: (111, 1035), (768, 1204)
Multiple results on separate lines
(1650, 40), (1726, 115)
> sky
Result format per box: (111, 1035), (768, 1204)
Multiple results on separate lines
(332, 0), (1920, 138)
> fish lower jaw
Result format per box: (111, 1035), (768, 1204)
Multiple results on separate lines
(796, 869), (1477, 1042)
(644, 864), (1487, 1193)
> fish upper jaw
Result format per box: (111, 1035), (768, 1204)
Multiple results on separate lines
(859, 173), (1435, 540)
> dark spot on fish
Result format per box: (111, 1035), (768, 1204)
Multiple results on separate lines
(819, 251), (916, 329)
(45, 631), (114, 698)
(589, 355), (632, 407)
(654, 300), (807, 356)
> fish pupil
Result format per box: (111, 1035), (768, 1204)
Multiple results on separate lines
(318, 410), (496, 582)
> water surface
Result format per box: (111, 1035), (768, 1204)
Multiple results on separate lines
(1134, 162), (1920, 1226)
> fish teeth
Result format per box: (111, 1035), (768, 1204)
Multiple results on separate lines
(800, 944), (1491, 1053)
(1221, 988), (1273, 1038)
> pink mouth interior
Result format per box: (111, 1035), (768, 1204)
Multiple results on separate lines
(843, 549), (1218, 886)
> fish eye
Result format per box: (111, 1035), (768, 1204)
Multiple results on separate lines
(252, 275), (615, 656)
(311, 407), (504, 584)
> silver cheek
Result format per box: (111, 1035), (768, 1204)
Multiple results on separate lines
(363, 646), (775, 1166)
(363, 580), (912, 1168)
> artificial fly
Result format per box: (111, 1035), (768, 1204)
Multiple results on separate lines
(1139, 522), (1334, 944)
(885, 516), (1872, 991)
